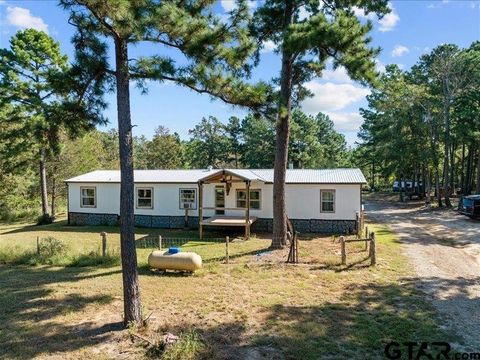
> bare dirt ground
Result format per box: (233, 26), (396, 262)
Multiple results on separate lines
(365, 194), (480, 349)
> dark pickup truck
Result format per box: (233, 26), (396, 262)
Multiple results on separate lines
(458, 195), (480, 219)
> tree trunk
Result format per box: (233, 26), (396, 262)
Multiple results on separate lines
(115, 36), (142, 326)
(442, 84), (452, 207)
(371, 158), (375, 191)
(435, 166), (442, 207)
(450, 142), (455, 194)
(425, 110), (442, 207)
(465, 145), (473, 195)
(421, 167), (426, 199)
(425, 168), (431, 207)
(476, 148), (480, 194)
(400, 173), (405, 202)
(39, 148), (49, 216)
(460, 143), (465, 195)
(51, 176), (56, 217)
(271, 0), (293, 249)
(271, 0), (294, 250)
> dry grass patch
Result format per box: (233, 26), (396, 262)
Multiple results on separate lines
(0, 221), (460, 359)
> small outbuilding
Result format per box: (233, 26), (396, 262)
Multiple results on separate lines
(65, 168), (366, 235)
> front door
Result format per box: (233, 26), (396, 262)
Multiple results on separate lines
(215, 186), (225, 215)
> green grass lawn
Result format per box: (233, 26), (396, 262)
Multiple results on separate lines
(0, 219), (460, 359)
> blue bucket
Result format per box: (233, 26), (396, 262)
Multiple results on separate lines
(168, 247), (180, 254)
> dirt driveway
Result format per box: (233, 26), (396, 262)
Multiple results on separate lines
(366, 196), (480, 349)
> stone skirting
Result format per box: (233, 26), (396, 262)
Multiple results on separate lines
(68, 212), (356, 234)
(251, 218), (356, 234)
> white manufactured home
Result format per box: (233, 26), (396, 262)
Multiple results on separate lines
(65, 168), (366, 235)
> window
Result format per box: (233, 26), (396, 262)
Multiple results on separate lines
(80, 187), (96, 208)
(236, 189), (261, 210)
(179, 189), (197, 209)
(321, 190), (335, 213)
(136, 187), (153, 209)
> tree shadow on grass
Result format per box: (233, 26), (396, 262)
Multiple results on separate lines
(136, 276), (472, 360)
(0, 265), (122, 359)
(268, 278), (467, 358)
(252, 277), (471, 359)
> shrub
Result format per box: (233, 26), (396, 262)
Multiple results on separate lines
(38, 236), (67, 257)
(19, 236), (68, 265)
(36, 213), (54, 225)
(145, 330), (207, 360)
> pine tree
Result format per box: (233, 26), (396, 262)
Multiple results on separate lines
(0, 29), (106, 220)
(416, 44), (478, 206)
(145, 127), (184, 169)
(253, 0), (389, 248)
(60, 0), (269, 326)
(186, 116), (230, 168)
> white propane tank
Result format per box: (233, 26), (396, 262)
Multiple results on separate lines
(148, 250), (202, 272)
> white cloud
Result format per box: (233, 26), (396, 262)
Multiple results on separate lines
(260, 40), (276, 54)
(322, 66), (352, 83)
(375, 59), (386, 73)
(353, 3), (399, 32)
(220, 0), (256, 12)
(6, 6), (48, 33)
(301, 81), (370, 113)
(391, 45), (409, 57)
(324, 112), (364, 132)
(352, 6), (376, 20)
(379, 4), (399, 32)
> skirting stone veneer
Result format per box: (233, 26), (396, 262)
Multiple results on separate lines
(68, 212), (356, 234)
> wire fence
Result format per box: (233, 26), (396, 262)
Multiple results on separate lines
(135, 235), (226, 249)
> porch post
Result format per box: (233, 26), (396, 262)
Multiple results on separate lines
(245, 180), (251, 239)
(198, 181), (203, 240)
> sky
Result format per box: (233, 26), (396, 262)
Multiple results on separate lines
(0, 0), (479, 147)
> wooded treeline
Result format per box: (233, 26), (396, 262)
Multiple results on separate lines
(356, 42), (480, 206)
(0, 108), (350, 221)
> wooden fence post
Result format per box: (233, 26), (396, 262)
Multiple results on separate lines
(370, 232), (376, 266)
(356, 213), (360, 238)
(36, 236), (40, 255)
(158, 235), (162, 250)
(225, 236), (229, 264)
(340, 236), (346, 265)
(100, 232), (107, 257)
(365, 226), (369, 251)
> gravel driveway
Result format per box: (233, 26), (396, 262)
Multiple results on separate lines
(366, 197), (480, 348)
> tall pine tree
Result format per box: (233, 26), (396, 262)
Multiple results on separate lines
(0, 29), (107, 220)
(253, 0), (389, 248)
(60, 0), (269, 326)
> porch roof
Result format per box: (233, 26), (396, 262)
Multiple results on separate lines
(198, 169), (264, 183)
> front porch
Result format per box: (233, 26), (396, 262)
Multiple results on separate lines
(198, 169), (261, 239)
(200, 215), (258, 227)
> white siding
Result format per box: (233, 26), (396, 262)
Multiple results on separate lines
(68, 182), (361, 220)
(69, 183), (120, 214)
(285, 184), (360, 220)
